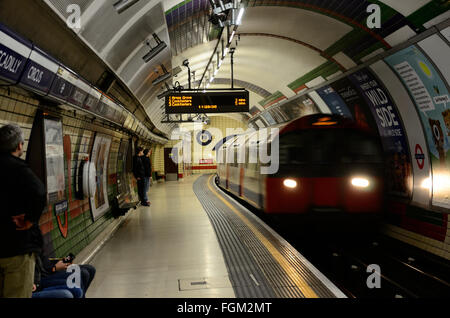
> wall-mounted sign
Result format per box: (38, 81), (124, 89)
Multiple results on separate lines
(19, 46), (58, 95)
(0, 24), (32, 83)
(165, 91), (249, 114)
(199, 159), (214, 165)
(196, 130), (213, 146)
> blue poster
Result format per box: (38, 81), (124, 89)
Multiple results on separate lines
(262, 111), (276, 125)
(385, 46), (450, 208)
(349, 68), (412, 197)
(317, 85), (353, 119)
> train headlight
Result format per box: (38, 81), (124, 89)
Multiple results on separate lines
(421, 178), (431, 190)
(283, 179), (298, 189)
(351, 177), (370, 188)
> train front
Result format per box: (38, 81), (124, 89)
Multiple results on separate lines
(264, 115), (385, 229)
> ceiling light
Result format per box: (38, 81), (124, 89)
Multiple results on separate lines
(236, 8), (245, 25)
(153, 67), (172, 86)
(113, 0), (140, 14)
(143, 34), (167, 63)
(229, 30), (236, 43)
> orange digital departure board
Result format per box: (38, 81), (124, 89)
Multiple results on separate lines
(165, 91), (249, 114)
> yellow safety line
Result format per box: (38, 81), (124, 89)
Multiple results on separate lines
(207, 175), (319, 298)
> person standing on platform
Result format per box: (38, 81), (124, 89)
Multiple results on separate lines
(142, 149), (152, 206)
(0, 124), (47, 298)
(133, 147), (148, 206)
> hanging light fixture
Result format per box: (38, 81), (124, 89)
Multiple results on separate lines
(113, 0), (140, 14)
(143, 34), (167, 63)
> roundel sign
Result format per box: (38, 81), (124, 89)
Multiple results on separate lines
(415, 144), (425, 170)
(197, 130), (213, 146)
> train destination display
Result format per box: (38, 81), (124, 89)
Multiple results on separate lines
(165, 91), (249, 114)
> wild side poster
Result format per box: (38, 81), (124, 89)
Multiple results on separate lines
(348, 68), (413, 199)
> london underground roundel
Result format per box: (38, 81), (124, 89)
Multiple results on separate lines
(197, 130), (213, 146)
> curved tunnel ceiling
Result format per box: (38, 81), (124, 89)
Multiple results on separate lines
(43, 0), (450, 137)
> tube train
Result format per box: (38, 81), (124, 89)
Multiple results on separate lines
(216, 114), (386, 228)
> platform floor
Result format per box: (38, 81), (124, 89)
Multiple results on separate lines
(86, 174), (345, 298)
(86, 175), (235, 298)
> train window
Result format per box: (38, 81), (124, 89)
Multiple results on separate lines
(279, 129), (383, 165)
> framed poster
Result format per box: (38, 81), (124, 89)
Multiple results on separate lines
(370, 60), (432, 208)
(90, 134), (112, 221)
(330, 77), (378, 133)
(43, 118), (66, 205)
(117, 138), (131, 199)
(279, 100), (302, 121)
(262, 111), (276, 126)
(385, 45), (450, 209)
(316, 85), (353, 119)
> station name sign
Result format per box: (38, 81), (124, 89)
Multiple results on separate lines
(165, 90), (249, 114)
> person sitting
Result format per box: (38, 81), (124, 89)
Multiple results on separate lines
(32, 253), (83, 298)
(32, 252), (95, 298)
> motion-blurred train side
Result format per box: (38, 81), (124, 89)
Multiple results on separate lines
(216, 114), (386, 229)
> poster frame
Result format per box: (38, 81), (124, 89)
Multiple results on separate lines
(89, 133), (112, 221)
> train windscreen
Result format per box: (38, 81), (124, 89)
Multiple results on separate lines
(279, 129), (383, 165)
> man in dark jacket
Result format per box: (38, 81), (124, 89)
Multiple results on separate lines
(142, 149), (152, 206)
(0, 124), (46, 298)
(133, 147), (148, 206)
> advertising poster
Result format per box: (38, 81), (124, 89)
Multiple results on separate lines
(262, 111), (276, 126)
(330, 77), (378, 133)
(349, 68), (412, 198)
(370, 60), (432, 208)
(297, 95), (320, 116)
(316, 85), (353, 119)
(269, 108), (288, 124)
(44, 118), (66, 204)
(279, 96), (319, 121)
(90, 134), (112, 221)
(250, 106), (260, 116)
(385, 46), (450, 208)
(280, 101), (302, 120)
(117, 138), (130, 198)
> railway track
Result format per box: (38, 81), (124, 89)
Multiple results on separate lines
(287, 233), (450, 298)
(216, 180), (450, 298)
